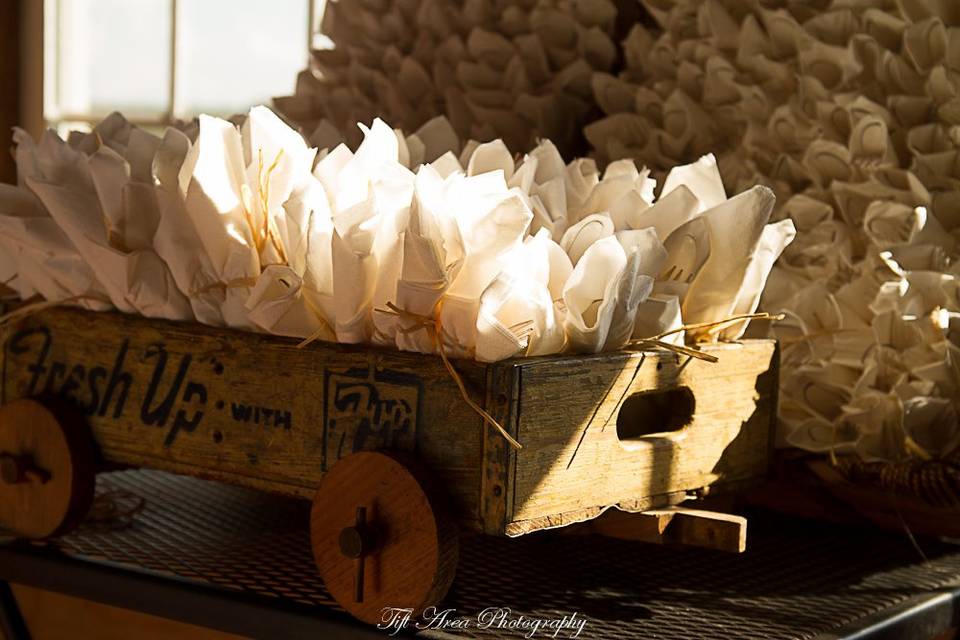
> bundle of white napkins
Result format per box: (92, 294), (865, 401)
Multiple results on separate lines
(0, 106), (789, 362)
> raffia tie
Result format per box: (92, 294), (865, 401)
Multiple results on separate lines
(379, 301), (523, 450)
(625, 312), (785, 363)
(188, 148), (289, 300)
(296, 296), (336, 349)
(241, 148), (288, 265)
(192, 276), (337, 349)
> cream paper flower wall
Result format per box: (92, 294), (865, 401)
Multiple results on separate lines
(585, 0), (960, 462)
(1, 107), (788, 366)
(275, 0), (621, 156)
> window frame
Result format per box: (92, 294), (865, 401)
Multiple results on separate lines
(40, 0), (320, 132)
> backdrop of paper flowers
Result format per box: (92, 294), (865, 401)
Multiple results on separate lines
(588, 0), (960, 463)
(274, 0), (631, 157)
(0, 107), (787, 366)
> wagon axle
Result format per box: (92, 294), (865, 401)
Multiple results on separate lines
(0, 451), (50, 485)
(339, 506), (377, 602)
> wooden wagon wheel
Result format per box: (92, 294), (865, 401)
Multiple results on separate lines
(310, 451), (459, 625)
(0, 398), (96, 538)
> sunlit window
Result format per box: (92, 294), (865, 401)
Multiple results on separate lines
(43, 0), (324, 134)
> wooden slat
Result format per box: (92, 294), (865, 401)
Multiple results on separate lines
(0, 307), (489, 531)
(0, 307), (778, 538)
(570, 507), (748, 553)
(506, 341), (779, 535)
(479, 362), (520, 535)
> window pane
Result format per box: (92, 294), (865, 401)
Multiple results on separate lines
(53, 0), (171, 118)
(176, 0), (308, 117)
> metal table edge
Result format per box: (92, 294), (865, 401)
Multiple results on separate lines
(0, 543), (388, 639)
(812, 586), (960, 640)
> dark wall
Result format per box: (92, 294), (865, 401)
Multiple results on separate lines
(1, 0), (20, 185)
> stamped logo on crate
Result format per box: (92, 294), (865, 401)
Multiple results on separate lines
(0, 308), (434, 489)
(1, 324), (228, 447)
(322, 368), (422, 471)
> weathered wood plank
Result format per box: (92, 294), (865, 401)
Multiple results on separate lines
(568, 506), (748, 553)
(0, 307), (779, 539)
(479, 362), (519, 535)
(0, 307), (489, 530)
(506, 341), (778, 535)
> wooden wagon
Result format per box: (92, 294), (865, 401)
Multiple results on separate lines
(0, 307), (779, 623)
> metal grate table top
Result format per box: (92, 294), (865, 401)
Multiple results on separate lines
(3, 469), (960, 640)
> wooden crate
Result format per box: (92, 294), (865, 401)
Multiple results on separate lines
(0, 307), (779, 537)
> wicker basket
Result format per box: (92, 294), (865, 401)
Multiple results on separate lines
(750, 453), (960, 538)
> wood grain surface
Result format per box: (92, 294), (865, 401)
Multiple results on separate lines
(0, 307), (779, 538)
(505, 342), (779, 535)
(0, 398), (95, 538)
(569, 506), (747, 552)
(310, 451), (458, 624)
(0, 307), (488, 531)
